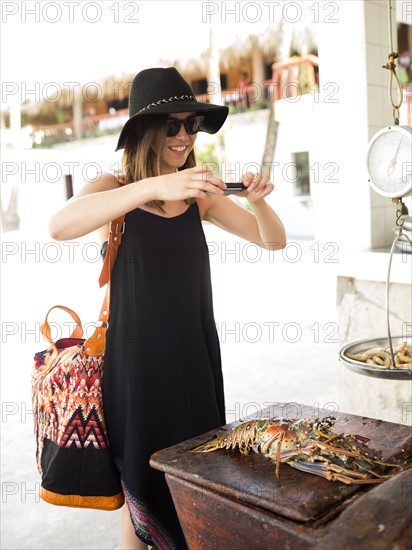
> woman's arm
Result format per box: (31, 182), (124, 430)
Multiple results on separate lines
(247, 199), (286, 250)
(202, 172), (286, 250)
(48, 173), (153, 241)
(49, 167), (227, 241)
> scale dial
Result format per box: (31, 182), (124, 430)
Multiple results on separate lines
(367, 125), (412, 198)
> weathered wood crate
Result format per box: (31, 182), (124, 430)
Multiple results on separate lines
(150, 403), (412, 549)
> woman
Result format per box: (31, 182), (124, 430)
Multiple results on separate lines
(49, 67), (286, 549)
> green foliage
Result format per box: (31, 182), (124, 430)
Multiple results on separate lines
(55, 107), (69, 124)
(195, 142), (219, 171)
(249, 100), (271, 111)
(32, 137), (60, 149)
(228, 101), (270, 115)
(83, 128), (106, 139)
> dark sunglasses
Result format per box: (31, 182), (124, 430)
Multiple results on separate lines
(166, 115), (204, 137)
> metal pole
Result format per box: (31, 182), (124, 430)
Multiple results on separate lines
(65, 174), (73, 200)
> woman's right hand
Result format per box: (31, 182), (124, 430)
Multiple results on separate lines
(149, 166), (227, 202)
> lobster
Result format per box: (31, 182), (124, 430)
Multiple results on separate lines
(192, 417), (404, 484)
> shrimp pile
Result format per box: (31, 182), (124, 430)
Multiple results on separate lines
(346, 342), (411, 368)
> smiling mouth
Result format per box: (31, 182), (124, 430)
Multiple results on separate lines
(169, 145), (188, 152)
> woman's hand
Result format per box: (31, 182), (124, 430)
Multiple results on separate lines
(149, 166), (226, 202)
(238, 171), (274, 202)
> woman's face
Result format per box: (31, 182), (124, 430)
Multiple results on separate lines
(154, 112), (198, 174)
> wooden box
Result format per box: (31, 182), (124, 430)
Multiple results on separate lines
(150, 403), (412, 549)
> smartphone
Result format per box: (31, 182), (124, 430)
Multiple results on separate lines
(223, 182), (247, 195)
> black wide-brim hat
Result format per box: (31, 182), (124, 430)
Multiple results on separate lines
(115, 67), (229, 151)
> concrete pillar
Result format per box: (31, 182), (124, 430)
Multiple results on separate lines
(314, 1), (371, 251)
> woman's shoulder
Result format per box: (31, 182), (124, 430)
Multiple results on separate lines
(99, 171), (127, 188)
(75, 172), (125, 198)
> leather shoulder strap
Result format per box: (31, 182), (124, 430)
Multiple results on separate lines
(98, 215), (125, 288)
(81, 215), (125, 356)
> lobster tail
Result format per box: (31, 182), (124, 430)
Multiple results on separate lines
(193, 420), (262, 454)
(192, 435), (225, 453)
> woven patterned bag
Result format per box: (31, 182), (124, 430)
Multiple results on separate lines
(32, 217), (125, 510)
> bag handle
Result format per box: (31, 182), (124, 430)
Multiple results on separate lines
(42, 214), (126, 358)
(41, 305), (84, 357)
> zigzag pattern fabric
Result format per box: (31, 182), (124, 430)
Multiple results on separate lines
(32, 336), (123, 510)
(121, 481), (176, 549)
(33, 340), (107, 458)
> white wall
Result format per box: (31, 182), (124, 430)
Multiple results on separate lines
(267, 95), (317, 238)
(314, 1), (372, 250)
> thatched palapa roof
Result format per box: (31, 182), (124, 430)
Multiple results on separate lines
(166, 20), (318, 78)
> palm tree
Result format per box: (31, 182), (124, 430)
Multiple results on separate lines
(261, 19), (293, 176)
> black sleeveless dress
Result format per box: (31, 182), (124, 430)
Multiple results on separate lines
(103, 201), (226, 549)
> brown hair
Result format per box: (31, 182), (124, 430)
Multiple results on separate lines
(121, 114), (196, 213)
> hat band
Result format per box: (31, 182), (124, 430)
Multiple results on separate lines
(138, 94), (197, 114)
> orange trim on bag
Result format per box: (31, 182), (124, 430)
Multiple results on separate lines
(40, 486), (124, 511)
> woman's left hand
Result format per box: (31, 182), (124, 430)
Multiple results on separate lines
(239, 172), (274, 202)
